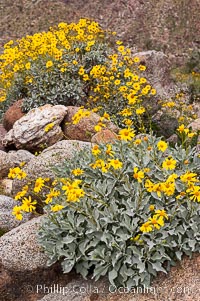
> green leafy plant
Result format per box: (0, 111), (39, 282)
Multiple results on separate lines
(38, 135), (200, 288)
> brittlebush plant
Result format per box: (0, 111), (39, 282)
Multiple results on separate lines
(34, 135), (200, 288)
(8, 131), (200, 287)
(3, 19), (200, 288)
(0, 19), (155, 130)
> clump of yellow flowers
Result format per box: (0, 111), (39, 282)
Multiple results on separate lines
(8, 166), (86, 220)
(0, 18), (155, 134)
(9, 133), (200, 224)
(36, 134), (199, 289)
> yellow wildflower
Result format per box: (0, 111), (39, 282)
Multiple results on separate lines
(123, 119), (133, 126)
(78, 67), (85, 75)
(180, 172), (198, 184)
(45, 189), (60, 204)
(12, 206), (23, 220)
(34, 177), (45, 193)
(119, 108), (133, 117)
(21, 196), (37, 212)
(154, 209), (168, 220)
(161, 181), (175, 196)
(8, 167), (27, 179)
(134, 139), (142, 145)
(51, 204), (64, 212)
(187, 186), (200, 202)
(151, 88), (157, 95)
(44, 122), (55, 132)
(118, 127), (135, 141)
(149, 205), (155, 211)
(138, 65), (146, 71)
(152, 183), (163, 197)
(92, 145), (101, 156)
(133, 167), (144, 183)
(94, 122), (106, 132)
(145, 179), (154, 192)
(108, 159), (123, 170)
(148, 216), (164, 230)
(162, 157), (176, 170)
(114, 79), (121, 85)
(25, 62), (31, 70)
(140, 221), (152, 233)
(133, 57), (140, 63)
(177, 124), (189, 134)
(46, 60), (53, 68)
(71, 168), (84, 176)
(105, 144), (115, 157)
(136, 107), (145, 115)
(157, 140), (168, 152)
(14, 185), (29, 201)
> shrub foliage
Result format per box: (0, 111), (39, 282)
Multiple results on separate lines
(37, 136), (200, 288)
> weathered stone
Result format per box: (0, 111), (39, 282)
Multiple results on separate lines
(188, 118), (200, 132)
(0, 179), (12, 195)
(0, 149), (34, 179)
(152, 112), (179, 138)
(0, 124), (7, 151)
(3, 99), (25, 131)
(0, 151), (7, 179)
(91, 129), (118, 144)
(11, 140), (91, 197)
(0, 216), (48, 271)
(133, 50), (172, 96)
(132, 51), (179, 117)
(0, 262), (69, 301)
(188, 118), (200, 152)
(0, 213), (72, 299)
(62, 106), (118, 142)
(3, 104), (68, 152)
(0, 195), (32, 232)
(193, 103), (200, 119)
(167, 134), (178, 145)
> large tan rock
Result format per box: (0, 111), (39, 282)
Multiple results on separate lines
(189, 118), (200, 132)
(133, 50), (172, 93)
(189, 118), (200, 152)
(91, 129), (118, 144)
(152, 111), (179, 138)
(0, 216), (48, 272)
(133, 51), (177, 117)
(62, 106), (118, 142)
(0, 195), (32, 232)
(3, 99), (25, 131)
(0, 151), (7, 179)
(0, 124), (7, 151)
(3, 104), (68, 152)
(193, 103), (200, 118)
(0, 179), (13, 195)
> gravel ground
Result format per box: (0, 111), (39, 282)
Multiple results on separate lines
(0, 0), (200, 59)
